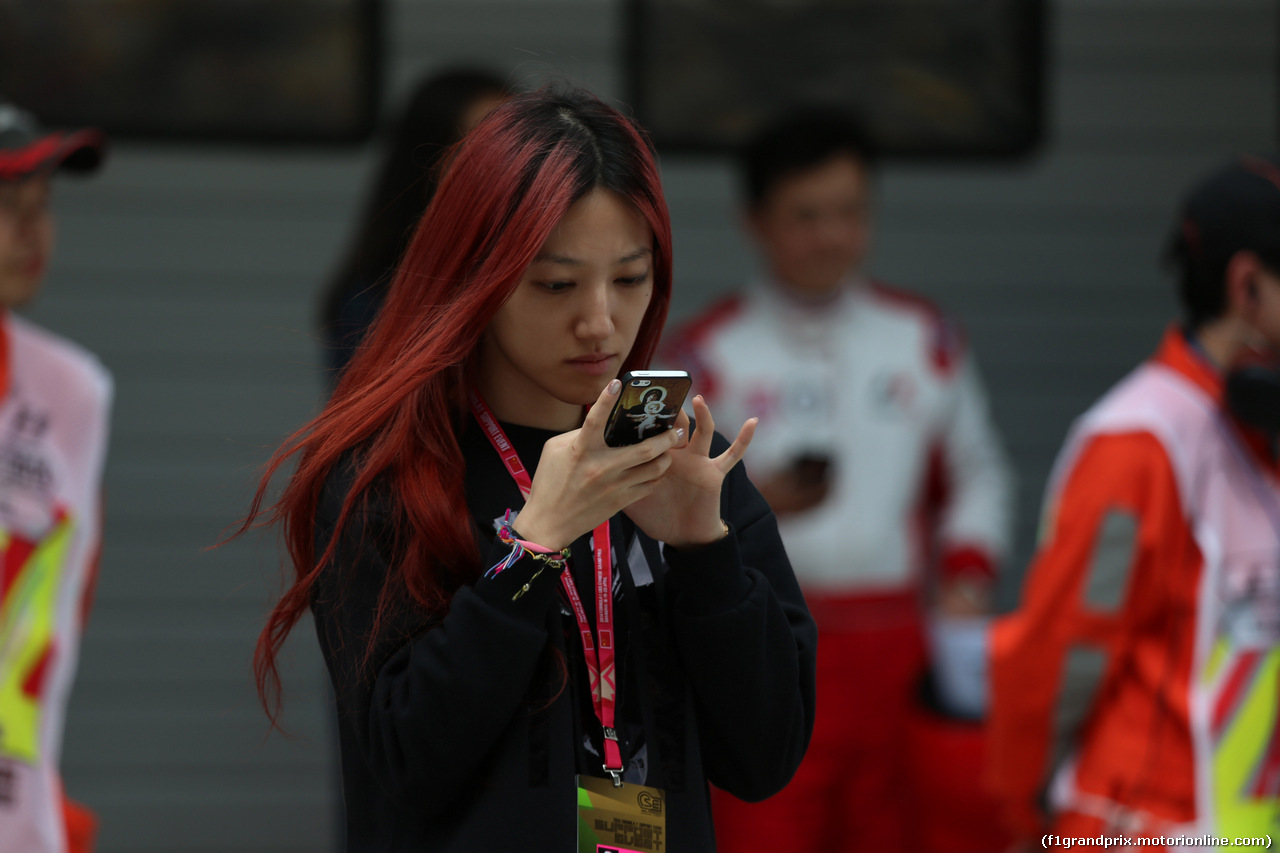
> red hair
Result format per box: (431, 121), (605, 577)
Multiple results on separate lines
(246, 88), (673, 720)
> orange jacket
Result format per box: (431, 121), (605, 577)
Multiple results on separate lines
(989, 329), (1280, 841)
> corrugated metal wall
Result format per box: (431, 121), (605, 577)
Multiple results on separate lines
(20, 0), (1276, 849)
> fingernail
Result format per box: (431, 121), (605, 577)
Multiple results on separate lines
(676, 428), (685, 439)
(607, 379), (621, 395)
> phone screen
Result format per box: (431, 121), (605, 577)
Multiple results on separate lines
(603, 371), (692, 447)
(790, 454), (832, 487)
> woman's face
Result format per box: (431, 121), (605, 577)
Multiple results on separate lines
(478, 188), (655, 430)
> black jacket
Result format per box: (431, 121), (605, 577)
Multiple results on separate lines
(311, 420), (817, 851)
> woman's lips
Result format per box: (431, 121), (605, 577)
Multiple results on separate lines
(566, 353), (616, 376)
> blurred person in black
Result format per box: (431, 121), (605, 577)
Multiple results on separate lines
(320, 67), (512, 380)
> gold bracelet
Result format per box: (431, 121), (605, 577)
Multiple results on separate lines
(512, 565), (546, 601)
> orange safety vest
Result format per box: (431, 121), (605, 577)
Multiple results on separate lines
(989, 328), (1280, 848)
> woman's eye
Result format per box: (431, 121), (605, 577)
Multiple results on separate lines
(538, 280), (574, 293)
(617, 273), (650, 287)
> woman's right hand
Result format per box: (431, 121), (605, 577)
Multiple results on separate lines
(512, 378), (686, 551)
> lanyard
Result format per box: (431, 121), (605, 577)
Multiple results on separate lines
(469, 390), (625, 785)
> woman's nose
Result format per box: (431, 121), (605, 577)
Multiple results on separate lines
(575, 282), (615, 340)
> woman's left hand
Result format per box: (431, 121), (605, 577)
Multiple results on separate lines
(623, 395), (757, 548)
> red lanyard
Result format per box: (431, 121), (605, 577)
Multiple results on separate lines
(469, 390), (624, 785)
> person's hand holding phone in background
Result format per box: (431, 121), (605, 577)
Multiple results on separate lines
(755, 453), (833, 517)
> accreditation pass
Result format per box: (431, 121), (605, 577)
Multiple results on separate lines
(577, 775), (667, 853)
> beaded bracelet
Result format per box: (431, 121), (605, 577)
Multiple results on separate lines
(484, 510), (571, 600)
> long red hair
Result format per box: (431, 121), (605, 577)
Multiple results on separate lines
(246, 88), (673, 719)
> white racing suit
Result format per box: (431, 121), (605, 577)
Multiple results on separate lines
(664, 277), (1013, 853)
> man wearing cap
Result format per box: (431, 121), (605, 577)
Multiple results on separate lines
(0, 99), (110, 853)
(988, 155), (1280, 846)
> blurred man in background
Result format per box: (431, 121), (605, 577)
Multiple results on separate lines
(0, 99), (111, 853)
(664, 109), (1013, 853)
(989, 156), (1280, 845)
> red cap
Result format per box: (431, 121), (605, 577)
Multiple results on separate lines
(0, 100), (106, 182)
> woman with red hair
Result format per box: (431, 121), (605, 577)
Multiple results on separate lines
(247, 87), (816, 851)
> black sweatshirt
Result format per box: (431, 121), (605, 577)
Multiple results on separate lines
(310, 419), (818, 852)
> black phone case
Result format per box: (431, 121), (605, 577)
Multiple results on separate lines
(603, 372), (692, 447)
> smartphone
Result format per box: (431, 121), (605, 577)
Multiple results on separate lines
(602, 370), (692, 447)
(790, 453), (833, 488)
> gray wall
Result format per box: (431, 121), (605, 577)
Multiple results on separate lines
(21, 0), (1276, 849)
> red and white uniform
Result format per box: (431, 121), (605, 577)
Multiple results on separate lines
(0, 314), (111, 853)
(668, 278), (1011, 592)
(665, 277), (1013, 853)
(989, 329), (1280, 849)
